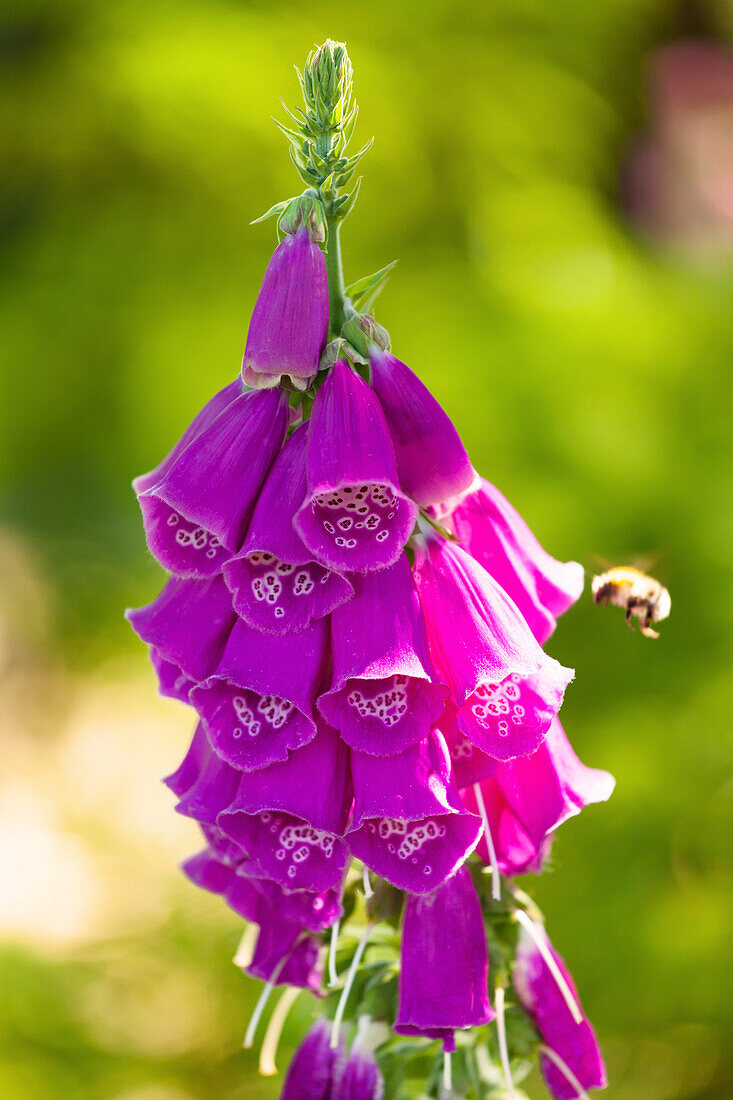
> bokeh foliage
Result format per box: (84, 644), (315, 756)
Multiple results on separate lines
(1, 1), (732, 1098)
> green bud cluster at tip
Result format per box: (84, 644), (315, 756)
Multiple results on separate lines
(256, 39), (397, 374)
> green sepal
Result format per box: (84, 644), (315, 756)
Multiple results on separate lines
(277, 192), (327, 242)
(319, 336), (368, 371)
(250, 199), (290, 228)
(346, 259), (398, 313)
(342, 313), (390, 358)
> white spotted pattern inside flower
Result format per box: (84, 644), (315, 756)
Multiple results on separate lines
(246, 550), (330, 620)
(367, 817), (447, 870)
(347, 674), (409, 727)
(313, 483), (397, 550)
(261, 813), (336, 880)
(166, 511), (222, 559)
(468, 674), (526, 738)
(449, 736), (476, 761)
(231, 692), (294, 739)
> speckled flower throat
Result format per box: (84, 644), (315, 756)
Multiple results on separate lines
(128, 41), (614, 1100)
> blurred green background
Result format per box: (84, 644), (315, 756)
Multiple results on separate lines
(2, 1), (732, 1098)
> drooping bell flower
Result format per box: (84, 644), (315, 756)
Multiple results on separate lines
(190, 615), (327, 770)
(294, 360), (418, 572)
(218, 722), (352, 892)
(449, 478), (585, 645)
(462, 717), (615, 875)
(133, 377), (243, 496)
(137, 387), (289, 578)
(348, 731), (481, 893)
(369, 348), (475, 508)
(242, 225), (329, 391)
(413, 536), (573, 761)
(281, 1018), (344, 1100)
(181, 847), (239, 894)
(513, 927), (607, 1099)
(126, 575), (237, 701)
(224, 423), (354, 634)
(395, 865), (494, 1040)
(230, 868), (343, 933)
(163, 722), (212, 800)
(318, 555), (447, 755)
(172, 735), (241, 827)
(334, 1042), (385, 1100)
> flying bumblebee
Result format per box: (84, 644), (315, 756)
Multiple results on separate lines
(591, 567), (671, 638)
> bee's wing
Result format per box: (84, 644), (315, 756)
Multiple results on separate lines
(585, 553), (613, 577)
(630, 552), (665, 577)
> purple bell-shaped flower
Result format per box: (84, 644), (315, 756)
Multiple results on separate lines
(414, 536), (573, 761)
(242, 225), (329, 391)
(369, 347), (475, 507)
(137, 387), (290, 577)
(295, 360), (418, 572)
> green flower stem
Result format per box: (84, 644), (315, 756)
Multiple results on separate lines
(324, 213), (348, 337)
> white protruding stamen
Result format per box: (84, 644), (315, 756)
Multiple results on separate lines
(538, 1044), (590, 1100)
(443, 1050), (452, 1092)
(494, 985), (515, 1098)
(258, 985), (300, 1075)
(330, 923), (372, 1050)
(473, 782), (501, 901)
(243, 953), (290, 1049)
(328, 919), (340, 988)
(233, 924), (258, 969)
(362, 863), (374, 899)
(513, 910), (583, 1025)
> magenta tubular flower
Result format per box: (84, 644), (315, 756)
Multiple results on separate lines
(174, 745), (242, 827)
(126, 575), (236, 699)
(163, 722), (212, 799)
(369, 348), (474, 507)
(218, 723), (352, 892)
(224, 423), (354, 634)
(281, 1019), (344, 1100)
(414, 537), (573, 761)
(514, 927), (607, 1099)
(462, 718), (615, 875)
(133, 377), (243, 496)
(137, 387), (289, 578)
(334, 1046), (385, 1100)
(348, 732), (481, 894)
(294, 360), (418, 572)
(190, 615), (327, 770)
(318, 555), (447, 755)
(242, 226), (328, 391)
(395, 865), (494, 1039)
(230, 870), (343, 933)
(181, 848), (238, 894)
(449, 478), (585, 645)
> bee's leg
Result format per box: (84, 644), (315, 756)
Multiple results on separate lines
(624, 606), (637, 630)
(640, 607), (660, 639)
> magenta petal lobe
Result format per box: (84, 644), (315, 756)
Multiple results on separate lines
(223, 422), (353, 634)
(190, 616), (326, 770)
(318, 556), (447, 756)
